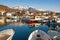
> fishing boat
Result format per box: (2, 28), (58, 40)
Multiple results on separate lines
(48, 30), (60, 40)
(28, 30), (51, 40)
(56, 18), (60, 24)
(27, 19), (42, 27)
(0, 29), (15, 40)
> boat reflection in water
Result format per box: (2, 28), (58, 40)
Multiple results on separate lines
(26, 19), (42, 27)
(28, 30), (51, 40)
(0, 29), (15, 40)
(12, 22), (26, 26)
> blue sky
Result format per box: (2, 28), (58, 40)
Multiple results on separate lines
(0, 0), (60, 12)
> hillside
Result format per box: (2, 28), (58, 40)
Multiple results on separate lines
(0, 5), (19, 12)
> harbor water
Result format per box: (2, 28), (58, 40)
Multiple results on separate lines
(0, 24), (60, 40)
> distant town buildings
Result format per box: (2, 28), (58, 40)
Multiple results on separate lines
(0, 10), (60, 25)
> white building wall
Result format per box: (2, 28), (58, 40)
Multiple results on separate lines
(35, 16), (42, 20)
(6, 13), (12, 17)
(0, 19), (5, 23)
(1, 11), (6, 15)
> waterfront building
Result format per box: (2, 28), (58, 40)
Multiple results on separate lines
(0, 16), (6, 23)
(56, 13), (60, 17)
(25, 10), (30, 15)
(35, 16), (42, 20)
(6, 12), (12, 17)
(11, 16), (20, 22)
(0, 11), (6, 16)
(6, 18), (13, 23)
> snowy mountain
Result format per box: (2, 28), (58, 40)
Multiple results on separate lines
(12, 6), (29, 10)
(12, 6), (53, 12)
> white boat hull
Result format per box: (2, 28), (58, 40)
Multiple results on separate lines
(0, 29), (15, 40)
(28, 30), (51, 40)
(48, 30), (60, 40)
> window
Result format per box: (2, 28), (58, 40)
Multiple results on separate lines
(37, 35), (41, 37)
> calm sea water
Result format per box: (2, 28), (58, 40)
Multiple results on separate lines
(0, 24), (60, 40)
